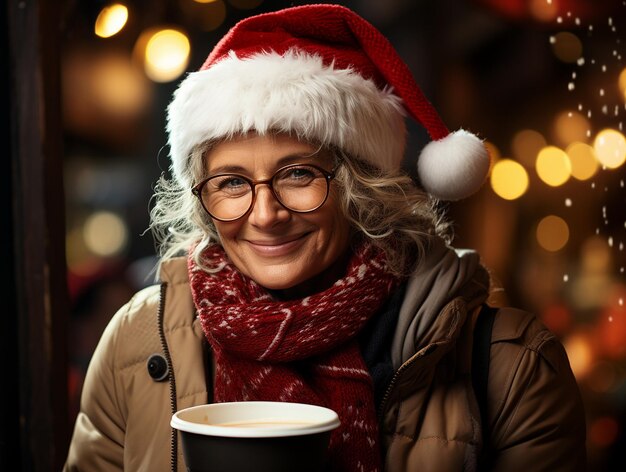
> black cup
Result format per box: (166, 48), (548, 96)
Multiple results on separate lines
(171, 401), (340, 472)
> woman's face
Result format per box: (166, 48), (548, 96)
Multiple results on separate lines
(205, 133), (352, 296)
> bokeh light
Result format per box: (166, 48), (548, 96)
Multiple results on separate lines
(66, 227), (92, 273)
(550, 32), (583, 63)
(553, 110), (590, 146)
(563, 333), (593, 379)
(94, 4), (128, 38)
(589, 417), (619, 447)
(581, 236), (612, 274)
(528, 0), (558, 22)
(490, 159), (529, 200)
(570, 238), (614, 312)
(597, 301), (626, 359)
(90, 54), (151, 118)
(536, 146), (571, 186)
(143, 29), (190, 82)
(536, 215), (569, 252)
(83, 211), (128, 257)
(511, 129), (546, 167)
(541, 303), (572, 335)
(566, 142), (599, 180)
(593, 129), (626, 169)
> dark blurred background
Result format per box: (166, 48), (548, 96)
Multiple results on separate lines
(4, 0), (626, 470)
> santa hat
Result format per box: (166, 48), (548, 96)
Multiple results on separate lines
(167, 4), (490, 201)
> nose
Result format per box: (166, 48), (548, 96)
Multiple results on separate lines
(247, 184), (290, 228)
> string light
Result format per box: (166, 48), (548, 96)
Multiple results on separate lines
(550, 32), (583, 63)
(536, 146), (572, 186)
(83, 211), (128, 257)
(566, 142), (599, 180)
(511, 129), (546, 167)
(553, 110), (590, 145)
(95, 4), (128, 38)
(490, 159), (529, 200)
(594, 129), (626, 169)
(142, 29), (191, 82)
(536, 215), (569, 252)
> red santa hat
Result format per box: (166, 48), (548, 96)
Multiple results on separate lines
(167, 4), (490, 201)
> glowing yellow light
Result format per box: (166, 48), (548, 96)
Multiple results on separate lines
(490, 159), (529, 200)
(529, 0), (558, 22)
(563, 334), (593, 379)
(537, 215), (569, 252)
(194, 0), (219, 3)
(95, 4), (128, 38)
(144, 29), (190, 82)
(619, 68), (626, 100)
(511, 129), (546, 167)
(593, 129), (626, 169)
(66, 227), (90, 271)
(83, 211), (128, 257)
(566, 142), (598, 180)
(91, 54), (151, 117)
(536, 146), (571, 186)
(581, 236), (611, 274)
(227, 0), (264, 9)
(550, 32), (583, 63)
(540, 141), (575, 180)
(553, 110), (590, 146)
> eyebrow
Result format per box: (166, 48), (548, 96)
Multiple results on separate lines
(207, 151), (328, 175)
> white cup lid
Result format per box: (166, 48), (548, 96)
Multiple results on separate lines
(171, 401), (341, 438)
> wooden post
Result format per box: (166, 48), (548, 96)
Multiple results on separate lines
(3, 0), (69, 470)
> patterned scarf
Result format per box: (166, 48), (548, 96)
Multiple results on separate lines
(189, 243), (399, 472)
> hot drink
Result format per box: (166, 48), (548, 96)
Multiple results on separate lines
(171, 401), (340, 472)
(215, 420), (315, 428)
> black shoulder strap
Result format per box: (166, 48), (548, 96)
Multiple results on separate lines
(472, 304), (497, 468)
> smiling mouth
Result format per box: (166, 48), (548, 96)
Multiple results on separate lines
(245, 233), (310, 256)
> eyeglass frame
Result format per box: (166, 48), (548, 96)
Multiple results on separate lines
(191, 163), (337, 222)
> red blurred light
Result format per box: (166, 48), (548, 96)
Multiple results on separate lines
(589, 417), (619, 447)
(596, 301), (626, 360)
(541, 303), (572, 334)
(473, 0), (618, 22)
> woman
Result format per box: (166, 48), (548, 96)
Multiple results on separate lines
(64, 4), (586, 472)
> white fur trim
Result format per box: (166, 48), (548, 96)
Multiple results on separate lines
(417, 129), (490, 201)
(167, 50), (407, 185)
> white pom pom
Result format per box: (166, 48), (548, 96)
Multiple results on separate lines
(417, 129), (490, 201)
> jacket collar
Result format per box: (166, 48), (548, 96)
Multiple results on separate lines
(391, 237), (490, 368)
(158, 256), (189, 285)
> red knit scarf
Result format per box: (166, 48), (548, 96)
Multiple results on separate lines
(188, 243), (398, 472)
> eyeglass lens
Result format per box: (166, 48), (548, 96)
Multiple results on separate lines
(199, 165), (330, 221)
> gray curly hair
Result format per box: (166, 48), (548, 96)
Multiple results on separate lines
(149, 136), (450, 276)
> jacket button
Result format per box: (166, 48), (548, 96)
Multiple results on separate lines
(147, 354), (169, 382)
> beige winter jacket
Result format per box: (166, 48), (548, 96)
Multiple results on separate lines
(64, 256), (586, 471)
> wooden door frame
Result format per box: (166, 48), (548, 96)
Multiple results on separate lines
(2, 1), (69, 470)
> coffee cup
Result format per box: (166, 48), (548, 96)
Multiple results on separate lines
(170, 401), (340, 472)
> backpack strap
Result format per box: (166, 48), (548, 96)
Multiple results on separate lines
(472, 304), (497, 469)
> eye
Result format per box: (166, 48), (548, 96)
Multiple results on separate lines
(278, 166), (318, 183)
(210, 175), (250, 194)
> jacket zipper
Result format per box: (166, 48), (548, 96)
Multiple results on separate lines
(157, 282), (178, 472)
(378, 358), (414, 421)
(377, 344), (438, 421)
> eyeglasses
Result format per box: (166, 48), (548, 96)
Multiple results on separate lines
(192, 164), (336, 222)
